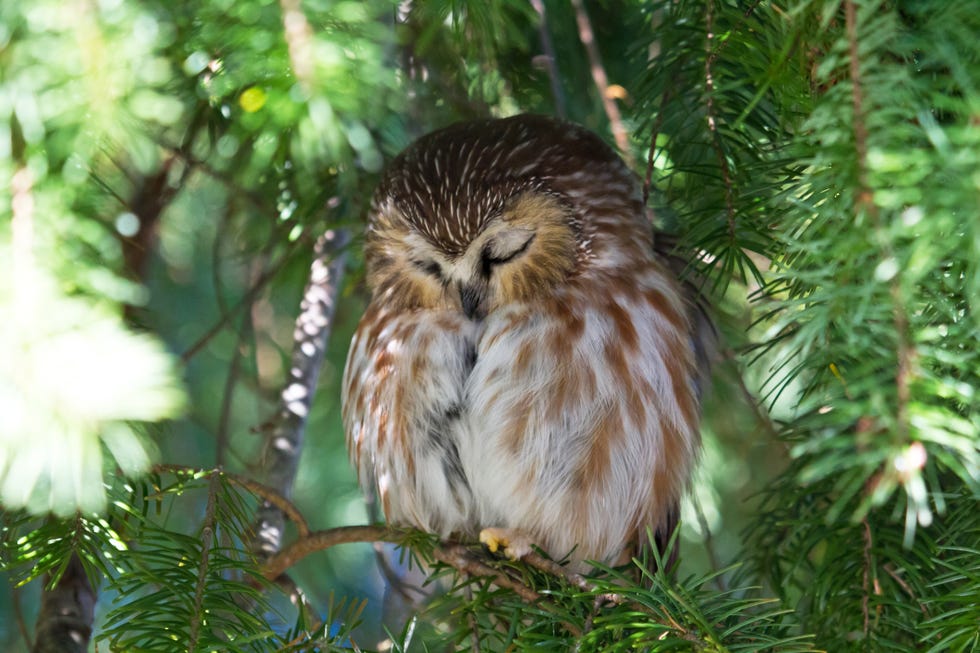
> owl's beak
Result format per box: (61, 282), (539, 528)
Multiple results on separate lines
(458, 282), (485, 321)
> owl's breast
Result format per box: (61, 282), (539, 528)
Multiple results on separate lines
(343, 305), (483, 536)
(457, 266), (701, 563)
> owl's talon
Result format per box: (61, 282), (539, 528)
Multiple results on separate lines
(480, 527), (534, 561)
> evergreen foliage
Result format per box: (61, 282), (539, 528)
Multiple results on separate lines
(1, 0), (977, 651)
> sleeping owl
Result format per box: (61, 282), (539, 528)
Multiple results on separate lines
(343, 114), (711, 570)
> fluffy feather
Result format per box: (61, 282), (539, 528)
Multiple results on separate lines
(343, 114), (708, 570)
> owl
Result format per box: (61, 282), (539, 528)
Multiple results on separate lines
(343, 114), (710, 571)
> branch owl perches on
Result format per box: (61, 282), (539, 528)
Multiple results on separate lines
(343, 114), (713, 572)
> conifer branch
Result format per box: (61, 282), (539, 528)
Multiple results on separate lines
(704, 0), (737, 240)
(845, 0), (913, 443)
(261, 524), (714, 645)
(522, 552), (621, 604)
(261, 527), (547, 604)
(187, 474), (219, 653)
(433, 545), (544, 605)
(152, 465), (312, 537)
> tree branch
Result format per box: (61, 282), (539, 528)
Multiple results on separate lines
(188, 474), (220, 653)
(11, 586), (32, 651)
(152, 464), (311, 537)
(31, 555), (95, 653)
(262, 525), (400, 580)
(433, 545), (543, 605)
(260, 523), (716, 645)
(844, 0), (913, 445)
(252, 229), (351, 559)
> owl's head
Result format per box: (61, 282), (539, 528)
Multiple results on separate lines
(364, 114), (644, 319)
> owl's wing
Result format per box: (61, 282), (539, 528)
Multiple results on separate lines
(652, 229), (718, 401)
(342, 303), (477, 535)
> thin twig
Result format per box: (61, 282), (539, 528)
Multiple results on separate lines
(210, 200), (238, 318)
(704, 0), (737, 240)
(270, 573), (325, 632)
(11, 586), (32, 651)
(522, 552), (620, 605)
(180, 229), (315, 363)
(691, 492), (727, 592)
(435, 548), (587, 637)
(642, 79), (674, 206)
(188, 474), (220, 653)
(464, 584), (481, 653)
(373, 540), (430, 605)
(261, 525), (546, 603)
(706, 0), (765, 68)
(216, 313), (251, 467)
(435, 546), (542, 604)
(574, 597), (602, 652)
(728, 349), (782, 441)
(861, 517), (873, 639)
(225, 472), (312, 537)
(571, 0), (634, 166)
(164, 144), (275, 216)
(263, 525), (401, 580)
(152, 464), (311, 537)
(844, 0), (912, 443)
(529, 0), (567, 118)
(882, 563), (928, 617)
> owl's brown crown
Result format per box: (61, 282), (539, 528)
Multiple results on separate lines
(364, 114), (652, 316)
(372, 114), (637, 255)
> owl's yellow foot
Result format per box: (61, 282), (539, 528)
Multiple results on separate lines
(479, 527), (534, 561)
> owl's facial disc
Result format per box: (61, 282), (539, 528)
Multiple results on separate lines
(365, 192), (577, 316)
(451, 192), (577, 319)
(453, 225), (535, 319)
